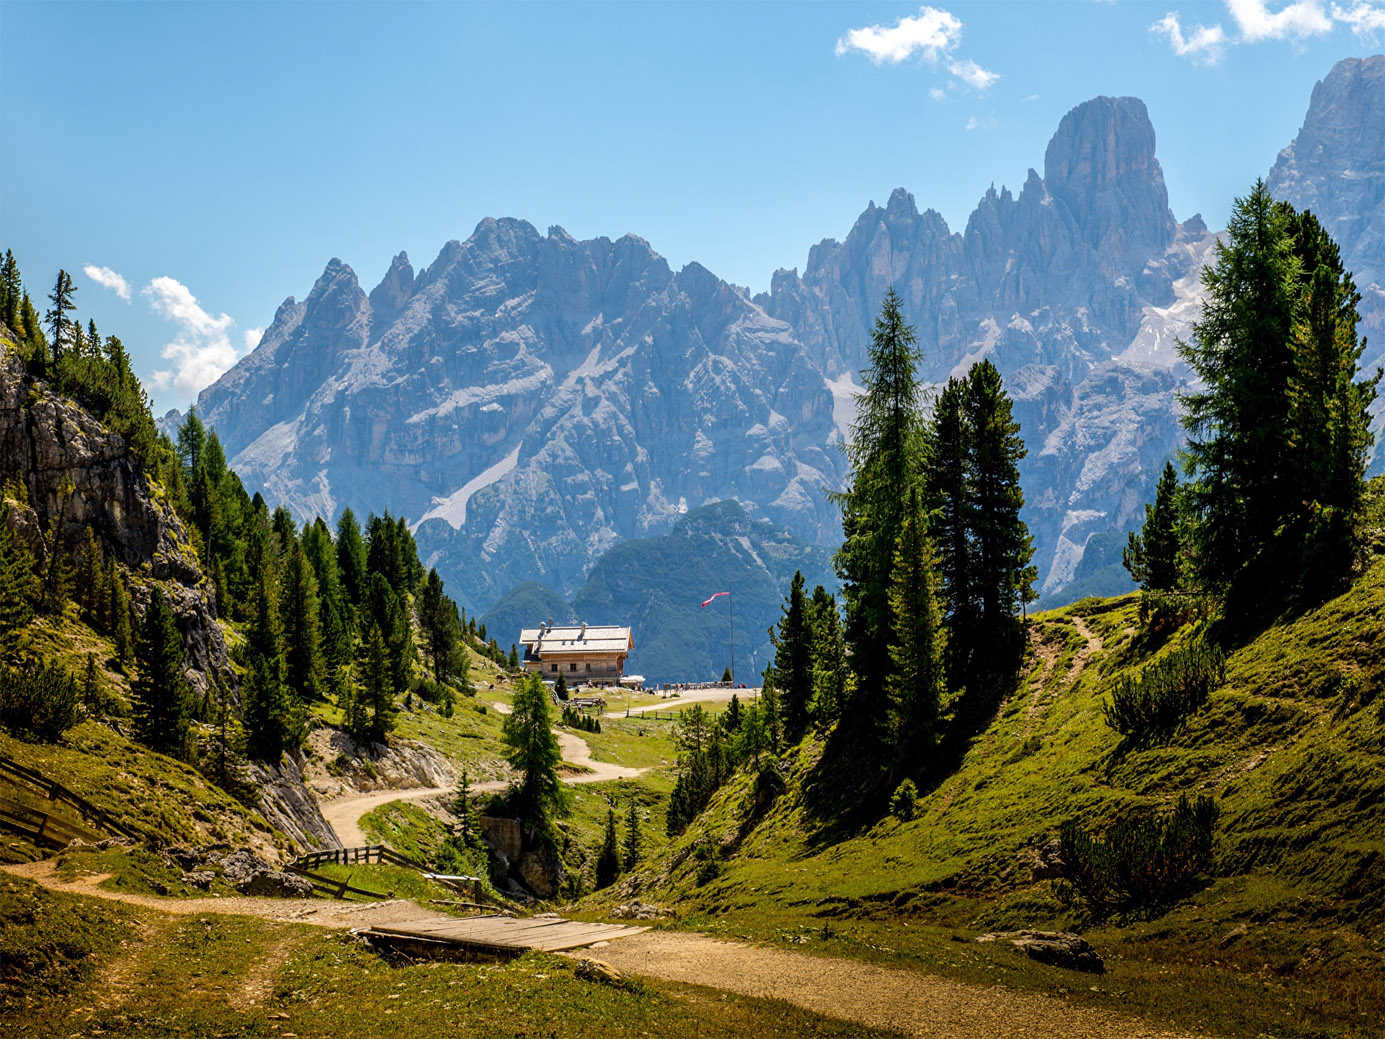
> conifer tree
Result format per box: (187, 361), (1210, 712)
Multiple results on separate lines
(887, 492), (946, 766)
(76, 529), (107, 628)
(623, 796), (643, 871)
(964, 359), (1035, 656)
(130, 589), (191, 758)
(177, 408), (207, 479)
(0, 251), (19, 329)
(595, 806), (621, 887)
(833, 288), (926, 739)
(282, 543), (324, 701)
(243, 569), (300, 759)
(1180, 181), (1300, 600)
(0, 507), (39, 652)
(336, 508), (368, 605)
(555, 670), (569, 701)
(1282, 207), (1380, 593)
(809, 588), (848, 727)
(927, 376), (978, 680)
(108, 561), (133, 669)
(503, 673), (567, 832)
(356, 620), (396, 742)
(1124, 461), (1184, 594)
(769, 570), (813, 741)
(45, 269), (76, 362)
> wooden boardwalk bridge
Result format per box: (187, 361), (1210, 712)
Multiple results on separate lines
(359, 915), (647, 958)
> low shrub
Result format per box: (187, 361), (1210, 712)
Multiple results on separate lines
(889, 779), (918, 821)
(1057, 793), (1219, 919)
(0, 661), (81, 742)
(1103, 639), (1224, 746)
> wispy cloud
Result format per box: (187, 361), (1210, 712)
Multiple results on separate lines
(144, 276), (242, 400)
(1154, 0), (1371, 62)
(948, 58), (999, 91)
(83, 264), (131, 301)
(1151, 13), (1229, 64)
(244, 327), (264, 351)
(966, 115), (998, 132)
(1333, 1), (1385, 34)
(1022, 93), (1041, 104)
(930, 87), (948, 102)
(836, 6), (998, 92)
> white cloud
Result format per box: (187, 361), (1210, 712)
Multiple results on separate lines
(244, 327), (264, 351)
(965, 115), (998, 132)
(1022, 93), (1041, 103)
(1333, 1), (1385, 34)
(1152, 12), (1229, 64)
(1226, 0), (1332, 40)
(835, 6), (962, 64)
(948, 58), (999, 91)
(1153, 0), (1382, 61)
(83, 265), (131, 301)
(142, 276), (242, 400)
(930, 87), (948, 102)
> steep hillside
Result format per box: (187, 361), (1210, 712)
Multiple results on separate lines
(597, 560), (1385, 1038)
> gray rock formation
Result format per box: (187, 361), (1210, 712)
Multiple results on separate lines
(194, 66), (1385, 613)
(761, 97), (1218, 596)
(247, 746), (342, 851)
(976, 930), (1104, 973)
(0, 345), (229, 689)
(197, 225), (842, 613)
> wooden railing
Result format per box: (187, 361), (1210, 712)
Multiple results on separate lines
(0, 794), (104, 849)
(0, 755), (140, 842)
(286, 863), (394, 900)
(289, 845), (425, 872)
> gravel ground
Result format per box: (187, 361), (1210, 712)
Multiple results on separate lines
(586, 931), (1209, 1039)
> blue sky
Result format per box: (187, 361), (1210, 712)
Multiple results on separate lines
(2, 1), (1383, 413)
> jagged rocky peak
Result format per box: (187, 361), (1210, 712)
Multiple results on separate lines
(1268, 54), (1385, 289)
(1043, 95), (1176, 267)
(303, 258), (367, 329)
(368, 250), (415, 313)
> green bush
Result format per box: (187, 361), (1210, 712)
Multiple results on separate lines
(889, 778), (918, 821)
(0, 661), (81, 741)
(1103, 639), (1224, 746)
(1057, 793), (1219, 919)
(693, 841), (723, 885)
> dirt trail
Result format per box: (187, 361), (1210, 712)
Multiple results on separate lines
(9, 861), (1203, 1039)
(588, 932), (1204, 1039)
(319, 786), (454, 848)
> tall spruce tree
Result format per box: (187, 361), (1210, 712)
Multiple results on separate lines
(282, 543), (324, 702)
(963, 360), (1034, 661)
(887, 492), (946, 767)
(1180, 181), (1301, 600)
(0, 507), (39, 652)
(336, 508), (368, 606)
(769, 570), (813, 741)
(926, 376), (978, 682)
(502, 673), (567, 832)
(833, 288), (926, 745)
(44, 269), (76, 363)
(623, 796), (643, 870)
(1283, 207), (1380, 593)
(595, 806), (621, 887)
(130, 589), (191, 758)
(243, 569), (300, 759)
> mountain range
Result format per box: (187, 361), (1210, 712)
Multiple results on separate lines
(191, 55), (1385, 665)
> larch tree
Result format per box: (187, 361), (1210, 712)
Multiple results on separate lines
(887, 492), (946, 769)
(44, 269), (76, 363)
(503, 673), (567, 834)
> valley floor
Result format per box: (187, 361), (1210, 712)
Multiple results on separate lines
(4, 861), (1202, 1039)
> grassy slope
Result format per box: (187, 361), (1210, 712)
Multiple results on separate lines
(583, 562), (1385, 1039)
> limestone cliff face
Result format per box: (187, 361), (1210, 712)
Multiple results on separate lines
(0, 345), (228, 686)
(761, 96), (1212, 596)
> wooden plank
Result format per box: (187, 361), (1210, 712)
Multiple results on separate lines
(366, 916), (648, 952)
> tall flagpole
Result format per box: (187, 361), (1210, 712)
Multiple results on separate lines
(729, 591), (735, 685)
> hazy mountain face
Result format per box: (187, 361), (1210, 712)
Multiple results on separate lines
(196, 60), (1385, 616)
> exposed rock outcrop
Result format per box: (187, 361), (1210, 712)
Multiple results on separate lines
(976, 930), (1104, 973)
(0, 345), (230, 691)
(248, 746), (343, 851)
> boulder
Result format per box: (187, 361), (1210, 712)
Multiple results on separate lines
(239, 870), (314, 898)
(181, 870), (216, 890)
(976, 930), (1104, 973)
(575, 958), (624, 986)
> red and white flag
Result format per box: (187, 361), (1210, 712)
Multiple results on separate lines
(701, 591), (729, 608)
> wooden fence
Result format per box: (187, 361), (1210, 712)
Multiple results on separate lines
(0, 755), (140, 843)
(0, 794), (105, 849)
(289, 845), (425, 872)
